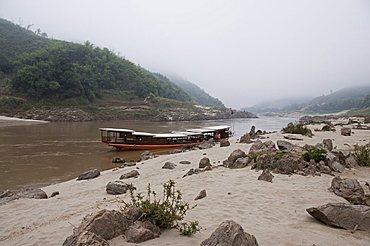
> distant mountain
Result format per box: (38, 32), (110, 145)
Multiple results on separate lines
(241, 97), (312, 113)
(168, 76), (225, 108)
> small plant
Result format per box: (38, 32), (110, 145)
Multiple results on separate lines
(178, 221), (201, 236)
(247, 151), (263, 162)
(354, 145), (370, 166)
(282, 122), (313, 137)
(303, 148), (327, 163)
(124, 180), (200, 235)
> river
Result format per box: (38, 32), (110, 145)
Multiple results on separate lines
(0, 117), (297, 190)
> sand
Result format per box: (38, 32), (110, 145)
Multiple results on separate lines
(0, 123), (370, 246)
(0, 116), (48, 127)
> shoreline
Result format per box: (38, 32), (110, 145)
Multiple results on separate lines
(0, 115), (48, 127)
(0, 121), (370, 245)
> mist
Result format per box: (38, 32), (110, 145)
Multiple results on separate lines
(1, 0), (369, 108)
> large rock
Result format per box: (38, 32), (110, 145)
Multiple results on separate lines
(257, 170), (274, 182)
(120, 170), (140, 179)
(341, 127), (351, 136)
(227, 149), (247, 164)
(77, 169), (100, 181)
(322, 139), (333, 151)
(201, 220), (259, 246)
(220, 138), (230, 147)
(249, 140), (277, 154)
(240, 133), (252, 144)
(329, 176), (365, 205)
(306, 203), (370, 231)
(249, 125), (256, 138)
(106, 181), (130, 195)
(140, 151), (156, 161)
(276, 140), (294, 151)
(329, 161), (345, 173)
(345, 154), (359, 168)
(229, 157), (250, 169)
(63, 230), (109, 246)
(125, 221), (161, 243)
(162, 162), (177, 169)
(17, 188), (48, 199)
(199, 157), (211, 169)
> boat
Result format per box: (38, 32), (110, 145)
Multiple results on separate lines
(100, 125), (231, 150)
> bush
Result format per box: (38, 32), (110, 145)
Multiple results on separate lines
(124, 180), (200, 235)
(303, 148), (327, 163)
(354, 145), (370, 166)
(282, 122), (313, 137)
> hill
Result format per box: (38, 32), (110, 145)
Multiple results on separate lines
(168, 76), (225, 108)
(241, 97), (312, 114)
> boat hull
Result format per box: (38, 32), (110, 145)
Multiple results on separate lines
(105, 142), (198, 151)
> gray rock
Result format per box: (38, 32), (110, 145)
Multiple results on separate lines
(220, 139), (230, 147)
(283, 135), (303, 141)
(17, 188), (48, 199)
(276, 140), (294, 151)
(50, 191), (59, 198)
(195, 189), (207, 200)
(227, 149), (247, 164)
(125, 221), (160, 243)
(322, 139), (333, 151)
(257, 170), (274, 182)
(249, 140), (277, 153)
(306, 203), (370, 231)
(341, 127), (351, 136)
(199, 142), (213, 149)
(182, 168), (201, 178)
(63, 230), (109, 246)
(329, 161), (345, 173)
(140, 151), (156, 161)
(106, 181), (130, 195)
(345, 154), (359, 168)
(240, 133), (252, 144)
(179, 160), (191, 165)
(201, 220), (259, 246)
(329, 176), (365, 205)
(229, 157), (250, 169)
(162, 162), (177, 169)
(112, 157), (125, 163)
(120, 170), (140, 179)
(364, 116), (370, 124)
(199, 157), (211, 169)
(77, 169), (100, 181)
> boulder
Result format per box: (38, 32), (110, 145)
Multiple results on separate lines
(162, 162), (177, 170)
(329, 177), (365, 205)
(220, 139), (230, 147)
(341, 127), (351, 136)
(276, 140), (294, 151)
(120, 170), (140, 179)
(106, 181), (130, 195)
(17, 188), (48, 199)
(140, 151), (156, 161)
(249, 140), (277, 153)
(329, 161), (345, 173)
(227, 149), (247, 164)
(125, 221), (160, 243)
(77, 169), (100, 181)
(179, 160), (191, 165)
(345, 154), (359, 168)
(199, 157), (211, 169)
(182, 168), (201, 178)
(199, 141), (214, 149)
(240, 133), (252, 144)
(249, 125), (256, 137)
(62, 230), (109, 246)
(201, 220), (259, 246)
(257, 170), (274, 182)
(229, 157), (250, 169)
(195, 189), (207, 200)
(306, 203), (370, 231)
(50, 191), (60, 198)
(322, 139), (333, 151)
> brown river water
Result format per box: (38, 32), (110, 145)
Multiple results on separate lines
(0, 117), (296, 190)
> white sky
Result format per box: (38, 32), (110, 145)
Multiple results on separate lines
(1, 0), (370, 108)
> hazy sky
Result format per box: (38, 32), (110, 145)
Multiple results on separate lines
(1, 0), (370, 108)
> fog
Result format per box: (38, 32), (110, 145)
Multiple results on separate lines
(1, 0), (370, 108)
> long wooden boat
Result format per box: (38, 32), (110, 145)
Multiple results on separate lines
(100, 125), (231, 151)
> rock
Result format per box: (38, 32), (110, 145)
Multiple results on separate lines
(220, 138), (230, 147)
(140, 151), (156, 161)
(322, 139), (333, 151)
(179, 160), (191, 165)
(199, 142), (213, 149)
(329, 177), (365, 205)
(227, 149), (247, 164)
(125, 221), (161, 243)
(162, 162), (177, 169)
(195, 189), (207, 200)
(345, 154), (359, 168)
(331, 150), (347, 166)
(229, 157), (250, 169)
(329, 161), (345, 173)
(199, 157), (211, 168)
(201, 220), (259, 246)
(276, 140), (294, 151)
(77, 169), (100, 181)
(126, 162), (136, 167)
(364, 116), (370, 124)
(120, 170), (140, 179)
(341, 127), (351, 136)
(283, 135), (303, 141)
(249, 140), (277, 153)
(257, 170), (274, 182)
(63, 230), (109, 246)
(182, 168), (201, 178)
(306, 203), (370, 231)
(17, 188), (48, 199)
(106, 181), (130, 195)
(240, 133), (252, 144)
(50, 191), (60, 197)
(249, 125), (256, 137)
(112, 157), (125, 163)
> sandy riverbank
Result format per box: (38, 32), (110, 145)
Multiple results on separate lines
(0, 122), (369, 246)
(0, 116), (48, 127)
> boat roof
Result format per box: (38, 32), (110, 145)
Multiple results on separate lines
(153, 133), (187, 138)
(99, 128), (134, 133)
(172, 131), (203, 136)
(132, 132), (156, 136)
(186, 128), (215, 133)
(205, 125), (231, 130)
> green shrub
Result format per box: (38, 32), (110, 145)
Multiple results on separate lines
(124, 180), (200, 235)
(354, 145), (370, 166)
(303, 148), (327, 163)
(282, 122), (313, 136)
